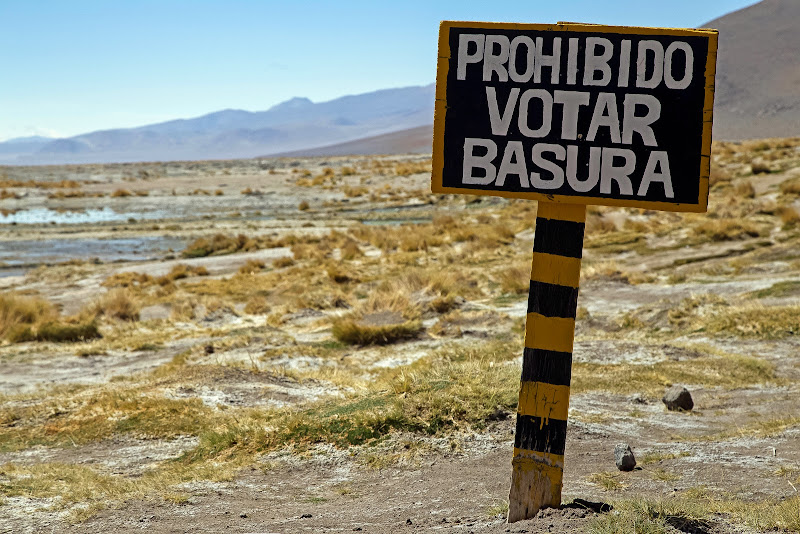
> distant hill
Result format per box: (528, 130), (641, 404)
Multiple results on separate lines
(0, 136), (55, 160)
(705, 0), (800, 139)
(2, 85), (434, 165)
(271, 125), (433, 158)
(2, 0), (797, 165)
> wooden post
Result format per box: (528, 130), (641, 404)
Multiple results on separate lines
(508, 202), (586, 522)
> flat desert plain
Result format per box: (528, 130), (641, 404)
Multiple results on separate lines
(1, 140), (800, 533)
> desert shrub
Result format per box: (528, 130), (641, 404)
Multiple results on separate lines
(692, 219), (762, 241)
(110, 189), (133, 198)
(751, 161), (771, 174)
(244, 296), (270, 315)
(779, 178), (800, 196)
(291, 243), (328, 260)
(170, 299), (196, 321)
(298, 200), (310, 211)
(272, 256), (295, 268)
(327, 264), (355, 284)
(0, 294), (57, 339)
(343, 186), (368, 197)
(91, 289), (140, 321)
(778, 206), (800, 228)
(340, 240), (363, 260)
(429, 295), (459, 314)
(734, 181), (756, 198)
(394, 160), (431, 176)
(705, 305), (800, 338)
(160, 263), (209, 283)
(340, 166), (356, 176)
(709, 161), (733, 185)
(35, 321), (101, 342)
(8, 320), (100, 343)
(332, 317), (423, 345)
(238, 260), (265, 275)
(496, 265), (529, 295)
(182, 234), (260, 258)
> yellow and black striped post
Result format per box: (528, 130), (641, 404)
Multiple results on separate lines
(508, 202), (585, 522)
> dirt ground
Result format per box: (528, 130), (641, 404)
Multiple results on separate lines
(1, 145), (800, 533)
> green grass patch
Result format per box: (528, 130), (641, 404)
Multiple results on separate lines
(182, 341), (520, 462)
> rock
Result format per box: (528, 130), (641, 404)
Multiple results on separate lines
(614, 443), (636, 471)
(662, 385), (694, 411)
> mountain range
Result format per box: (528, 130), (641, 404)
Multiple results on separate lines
(1, 0), (797, 165)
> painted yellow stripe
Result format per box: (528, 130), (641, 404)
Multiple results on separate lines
(530, 252), (582, 288)
(518, 382), (570, 421)
(524, 313), (575, 353)
(536, 202), (586, 223)
(512, 448), (565, 469)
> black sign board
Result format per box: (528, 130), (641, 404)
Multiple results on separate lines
(432, 22), (718, 212)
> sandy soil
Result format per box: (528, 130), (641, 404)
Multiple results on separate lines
(1, 150), (800, 533)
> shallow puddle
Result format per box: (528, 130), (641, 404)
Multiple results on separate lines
(0, 235), (187, 268)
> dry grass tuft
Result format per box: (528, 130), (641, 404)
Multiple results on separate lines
(692, 219), (762, 241)
(779, 177), (800, 196)
(778, 206), (800, 228)
(298, 200), (310, 211)
(588, 471), (623, 491)
(91, 289), (140, 321)
(272, 256), (295, 268)
(182, 234), (265, 258)
(394, 160), (431, 176)
(495, 265), (529, 295)
(0, 294), (99, 343)
(244, 296), (270, 315)
(734, 181), (755, 198)
(750, 161), (772, 174)
(704, 304), (800, 338)
(332, 316), (423, 345)
(238, 259), (265, 275)
(110, 189), (133, 198)
(0, 294), (58, 339)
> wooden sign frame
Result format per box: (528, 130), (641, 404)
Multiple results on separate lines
(433, 21), (718, 213)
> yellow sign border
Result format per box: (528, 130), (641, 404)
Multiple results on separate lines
(431, 21), (718, 213)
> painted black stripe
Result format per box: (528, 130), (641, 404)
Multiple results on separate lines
(521, 348), (572, 386)
(533, 218), (585, 258)
(514, 414), (568, 456)
(528, 280), (579, 318)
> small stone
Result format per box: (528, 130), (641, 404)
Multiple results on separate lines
(406, 518), (413, 525)
(662, 385), (693, 411)
(239, 513), (247, 518)
(614, 443), (636, 471)
(300, 513), (312, 518)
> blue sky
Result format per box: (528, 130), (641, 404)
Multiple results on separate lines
(0, 0), (757, 141)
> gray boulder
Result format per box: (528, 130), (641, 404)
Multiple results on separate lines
(663, 385), (694, 411)
(614, 443), (636, 471)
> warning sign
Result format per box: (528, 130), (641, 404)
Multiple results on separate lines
(432, 21), (718, 212)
